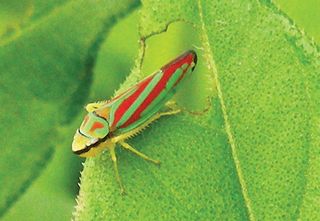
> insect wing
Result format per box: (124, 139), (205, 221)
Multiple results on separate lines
(106, 50), (197, 133)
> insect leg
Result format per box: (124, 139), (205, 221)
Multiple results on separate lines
(166, 97), (213, 116)
(159, 108), (181, 116)
(111, 107), (181, 163)
(112, 108), (181, 144)
(119, 141), (160, 165)
(109, 146), (125, 194)
(165, 100), (180, 112)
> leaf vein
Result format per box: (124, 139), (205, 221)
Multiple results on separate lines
(197, 0), (256, 220)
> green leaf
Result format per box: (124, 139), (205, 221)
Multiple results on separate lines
(0, 0), (139, 217)
(74, 0), (320, 220)
(0, 0), (69, 42)
(275, 0), (320, 43)
(31, 0), (70, 20)
(0, 0), (33, 39)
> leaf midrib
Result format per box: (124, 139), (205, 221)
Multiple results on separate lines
(197, 0), (256, 220)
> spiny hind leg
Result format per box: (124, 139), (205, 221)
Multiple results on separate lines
(112, 109), (181, 144)
(119, 140), (160, 165)
(109, 145), (125, 194)
(111, 108), (181, 166)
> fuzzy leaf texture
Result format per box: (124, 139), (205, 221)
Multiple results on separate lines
(74, 0), (320, 220)
(0, 0), (138, 217)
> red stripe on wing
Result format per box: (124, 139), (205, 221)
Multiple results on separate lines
(120, 52), (196, 128)
(111, 76), (153, 127)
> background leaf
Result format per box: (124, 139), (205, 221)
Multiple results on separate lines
(0, 0), (33, 39)
(0, 0), (70, 42)
(275, 0), (320, 43)
(74, 0), (320, 220)
(0, 0), (139, 217)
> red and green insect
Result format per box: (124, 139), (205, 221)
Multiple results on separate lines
(72, 50), (197, 193)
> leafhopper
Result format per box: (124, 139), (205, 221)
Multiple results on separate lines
(72, 50), (197, 193)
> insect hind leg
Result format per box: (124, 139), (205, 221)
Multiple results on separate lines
(119, 141), (160, 165)
(109, 145), (125, 194)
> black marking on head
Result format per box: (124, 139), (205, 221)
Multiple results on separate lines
(73, 112), (111, 155)
(92, 111), (108, 121)
(73, 132), (112, 155)
(189, 50), (197, 71)
(78, 129), (90, 139)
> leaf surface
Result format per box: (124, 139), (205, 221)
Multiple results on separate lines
(75, 0), (320, 220)
(0, 0), (138, 217)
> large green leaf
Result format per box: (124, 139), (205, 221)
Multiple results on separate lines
(74, 0), (320, 220)
(0, 0), (33, 39)
(0, 0), (70, 42)
(0, 0), (139, 217)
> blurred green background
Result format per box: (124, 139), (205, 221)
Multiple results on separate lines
(0, 0), (319, 220)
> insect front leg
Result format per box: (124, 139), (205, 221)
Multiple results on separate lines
(119, 141), (160, 165)
(109, 145), (125, 194)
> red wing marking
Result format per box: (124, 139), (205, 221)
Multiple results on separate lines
(120, 52), (195, 128)
(111, 76), (154, 127)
